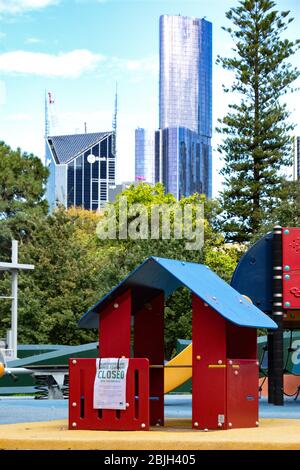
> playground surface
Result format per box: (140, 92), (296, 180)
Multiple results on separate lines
(1, 417), (300, 450)
(1, 396), (300, 450)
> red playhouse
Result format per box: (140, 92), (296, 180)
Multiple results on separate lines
(69, 256), (276, 431)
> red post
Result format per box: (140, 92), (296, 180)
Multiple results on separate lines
(98, 289), (131, 358)
(134, 291), (164, 426)
(192, 294), (227, 430)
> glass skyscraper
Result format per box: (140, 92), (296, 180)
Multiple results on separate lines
(155, 127), (211, 200)
(158, 15), (212, 199)
(46, 132), (115, 211)
(135, 128), (155, 184)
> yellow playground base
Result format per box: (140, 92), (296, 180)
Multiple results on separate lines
(1, 418), (300, 450)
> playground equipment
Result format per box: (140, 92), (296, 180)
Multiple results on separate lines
(0, 240), (34, 360)
(165, 333), (300, 395)
(231, 226), (300, 406)
(164, 343), (192, 394)
(164, 226), (300, 402)
(0, 343), (99, 398)
(69, 256), (276, 431)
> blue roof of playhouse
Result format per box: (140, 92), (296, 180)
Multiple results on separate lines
(79, 257), (277, 330)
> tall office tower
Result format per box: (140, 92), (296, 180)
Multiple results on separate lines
(135, 128), (155, 185)
(293, 136), (300, 181)
(158, 15), (212, 199)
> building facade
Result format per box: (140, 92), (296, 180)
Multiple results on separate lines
(46, 132), (115, 211)
(158, 15), (212, 199)
(155, 127), (211, 199)
(135, 128), (155, 184)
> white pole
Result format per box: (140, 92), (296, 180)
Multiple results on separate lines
(11, 241), (18, 360)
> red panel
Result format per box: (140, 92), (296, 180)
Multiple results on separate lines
(134, 292), (164, 426)
(69, 358), (149, 431)
(99, 289), (131, 358)
(192, 294), (227, 430)
(282, 227), (300, 309)
(226, 323), (257, 360)
(226, 359), (258, 429)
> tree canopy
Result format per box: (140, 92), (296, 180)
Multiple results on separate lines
(217, 0), (300, 242)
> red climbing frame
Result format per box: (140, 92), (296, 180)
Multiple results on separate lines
(68, 357), (149, 431)
(282, 227), (300, 310)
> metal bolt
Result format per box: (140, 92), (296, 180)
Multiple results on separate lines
(284, 265), (290, 271)
(114, 303), (119, 309)
(181, 262), (185, 266)
(285, 301), (291, 308)
(228, 422), (232, 428)
(126, 403), (129, 408)
(141, 423), (146, 429)
(218, 360), (222, 365)
(72, 360), (77, 365)
(284, 275), (290, 280)
(239, 299), (243, 303)
(204, 303), (208, 307)
(229, 360), (233, 365)
(212, 296), (217, 301)
(196, 355), (201, 360)
(256, 361), (259, 366)
(234, 370), (239, 375)
(156, 422), (161, 427)
(204, 428), (208, 432)
(72, 402), (77, 408)
(72, 422), (77, 428)
(194, 422), (199, 427)
(218, 423), (222, 428)
(256, 421), (259, 427)
(284, 229), (289, 235)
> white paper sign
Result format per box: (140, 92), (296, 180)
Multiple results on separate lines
(93, 358), (129, 410)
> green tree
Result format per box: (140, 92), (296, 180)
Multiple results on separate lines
(217, 0), (299, 242)
(249, 180), (300, 242)
(0, 183), (238, 353)
(0, 142), (49, 256)
(0, 208), (102, 345)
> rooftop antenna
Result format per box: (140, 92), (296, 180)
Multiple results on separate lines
(112, 83), (118, 158)
(45, 90), (59, 136)
(84, 122), (87, 134)
(45, 90), (50, 138)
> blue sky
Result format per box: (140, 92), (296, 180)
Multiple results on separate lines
(0, 0), (299, 196)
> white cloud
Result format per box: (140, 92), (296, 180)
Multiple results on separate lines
(7, 112), (33, 121)
(0, 0), (58, 14)
(110, 56), (158, 74)
(26, 37), (42, 44)
(0, 49), (157, 80)
(0, 80), (6, 105)
(0, 49), (104, 77)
